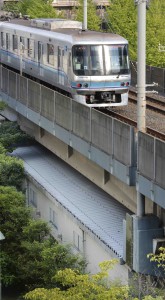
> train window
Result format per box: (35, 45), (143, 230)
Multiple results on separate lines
(27, 38), (31, 56)
(90, 45), (103, 76)
(72, 45), (104, 76)
(13, 35), (18, 52)
(47, 43), (54, 65)
(6, 33), (10, 50)
(27, 38), (35, 58)
(58, 47), (61, 68)
(72, 45), (89, 75)
(1, 32), (5, 48)
(38, 41), (43, 63)
(104, 45), (129, 75)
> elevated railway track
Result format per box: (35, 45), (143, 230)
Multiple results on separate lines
(98, 87), (165, 141)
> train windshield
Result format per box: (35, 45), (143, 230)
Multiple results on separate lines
(104, 45), (129, 75)
(72, 44), (129, 76)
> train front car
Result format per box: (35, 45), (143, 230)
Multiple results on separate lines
(71, 31), (130, 107)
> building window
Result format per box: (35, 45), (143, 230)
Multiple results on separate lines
(49, 207), (58, 229)
(73, 230), (83, 252)
(29, 187), (37, 208)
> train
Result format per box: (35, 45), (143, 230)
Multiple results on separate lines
(0, 18), (131, 107)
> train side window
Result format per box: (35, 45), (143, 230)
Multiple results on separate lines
(38, 41), (43, 63)
(6, 33), (10, 50)
(27, 38), (35, 58)
(1, 32), (5, 48)
(27, 38), (30, 56)
(68, 52), (71, 67)
(47, 43), (54, 65)
(58, 47), (62, 68)
(13, 34), (18, 52)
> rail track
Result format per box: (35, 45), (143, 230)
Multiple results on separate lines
(98, 87), (165, 141)
(129, 88), (165, 114)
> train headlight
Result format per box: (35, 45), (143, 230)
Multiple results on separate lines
(77, 83), (82, 88)
(83, 83), (88, 88)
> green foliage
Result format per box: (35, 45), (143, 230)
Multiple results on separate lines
(0, 154), (24, 190)
(24, 260), (129, 300)
(0, 186), (31, 286)
(106, 0), (165, 67)
(0, 121), (33, 152)
(0, 143), (6, 154)
(16, 239), (86, 290)
(15, 0), (61, 19)
(75, 0), (101, 31)
(147, 247), (165, 270)
(0, 101), (6, 110)
(106, 0), (137, 61)
(22, 219), (51, 243)
(146, 0), (165, 67)
(0, 188), (85, 290)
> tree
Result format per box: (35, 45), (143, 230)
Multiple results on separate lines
(24, 260), (131, 300)
(0, 143), (6, 155)
(0, 101), (6, 111)
(146, 0), (165, 67)
(16, 238), (86, 290)
(106, 0), (165, 67)
(15, 0), (61, 19)
(106, 0), (137, 61)
(0, 186), (85, 290)
(0, 121), (33, 152)
(0, 154), (24, 190)
(148, 247), (165, 271)
(0, 186), (31, 287)
(75, 0), (101, 31)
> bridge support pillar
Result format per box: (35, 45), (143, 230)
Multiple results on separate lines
(137, 192), (145, 217)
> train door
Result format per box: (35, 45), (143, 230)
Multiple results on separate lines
(67, 50), (72, 79)
(38, 41), (43, 76)
(58, 46), (64, 85)
(38, 41), (43, 64)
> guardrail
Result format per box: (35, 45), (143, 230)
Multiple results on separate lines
(130, 61), (165, 94)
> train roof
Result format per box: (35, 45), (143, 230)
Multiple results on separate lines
(0, 18), (128, 45)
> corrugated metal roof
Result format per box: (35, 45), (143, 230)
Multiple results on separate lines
(12, 145), (131, 258)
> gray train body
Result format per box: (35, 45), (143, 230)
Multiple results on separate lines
(0, 18), (131, 107)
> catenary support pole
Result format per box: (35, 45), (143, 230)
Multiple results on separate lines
(82, 0), (87, 31)
(137, 0), (146, 132)
(136, 0), (147, 216)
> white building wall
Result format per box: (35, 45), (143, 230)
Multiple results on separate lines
(26, 179), (129, 284)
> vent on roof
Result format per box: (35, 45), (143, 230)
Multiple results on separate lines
(31, 19), (82, 30)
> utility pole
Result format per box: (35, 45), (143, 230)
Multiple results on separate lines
(82, 0), (87, 31)
(135, 0), (148, 217)
(0, 232), (5, 300)
(136, 0), (147, 133)
(135, 0), (157, 217)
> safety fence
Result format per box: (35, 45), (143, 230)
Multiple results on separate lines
(0, 65), (134, 168)
(1, 65), (165, 190)
(130, 61), (165, 94)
